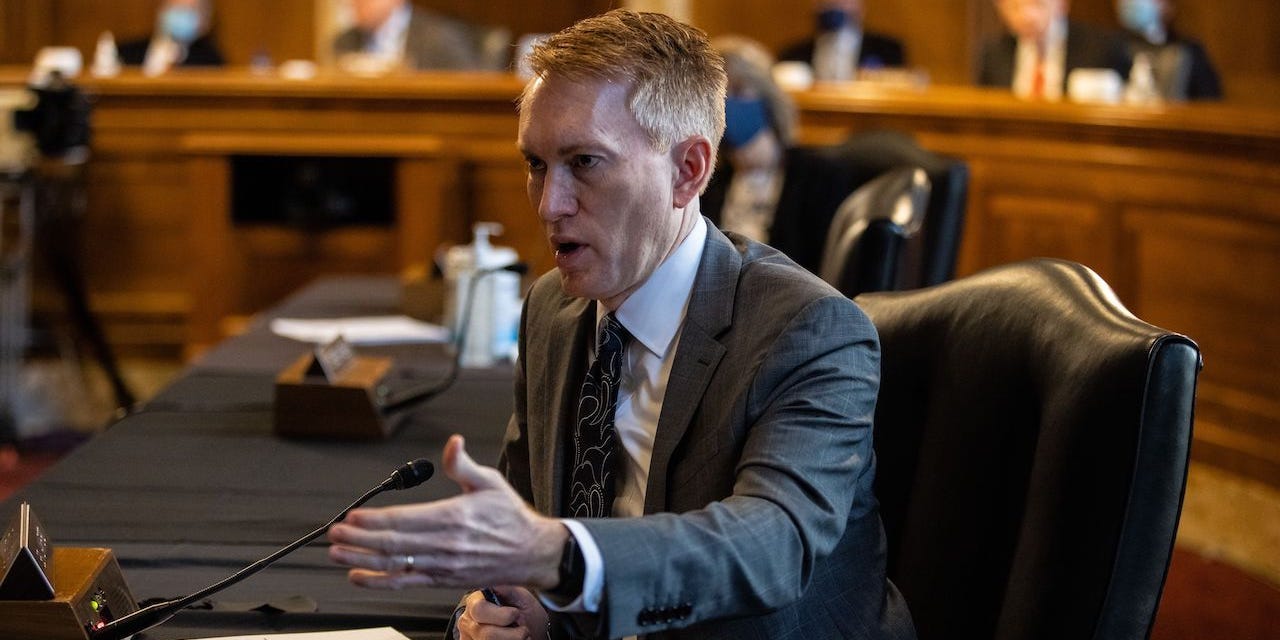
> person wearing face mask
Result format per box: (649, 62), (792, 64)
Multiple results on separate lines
(117, 0), (225, 75)
(1115, 0), (1222, 100)
(702, 36), (865, 273)
(778, 0), (906, 82)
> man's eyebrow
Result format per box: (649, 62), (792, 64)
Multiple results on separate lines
(517, 142), (610, 158)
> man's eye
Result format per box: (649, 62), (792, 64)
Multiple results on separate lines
(572, 155), (600, 169)
(526, 157), (546, 172)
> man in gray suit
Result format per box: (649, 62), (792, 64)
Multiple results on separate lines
(328, 10), (914, 639)
(332, 0), (503, 70)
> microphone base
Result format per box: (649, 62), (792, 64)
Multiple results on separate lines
(0, 547), (137, 640)
(274, 352), (404, 440)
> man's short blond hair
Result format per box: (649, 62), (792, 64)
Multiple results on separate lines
(518, 9), (727, 154)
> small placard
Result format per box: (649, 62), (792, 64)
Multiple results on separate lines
(304, 335), (356, 382)
(0, 502), (55, 600)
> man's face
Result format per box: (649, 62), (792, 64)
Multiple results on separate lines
(350, 0), (402, 31)
(817, 0), (864, 21)
(518, 76), (689, 310)
(996, 0), (1063, 40)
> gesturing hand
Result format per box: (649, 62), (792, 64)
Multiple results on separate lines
(327, 434), (567, 591)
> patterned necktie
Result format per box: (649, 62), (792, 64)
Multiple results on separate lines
(1031, 45), (1047, 99)
(567, 313), (631, 518)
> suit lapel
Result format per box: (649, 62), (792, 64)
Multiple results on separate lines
(535, 296), (596, 516)
(643, 223), (739, 513)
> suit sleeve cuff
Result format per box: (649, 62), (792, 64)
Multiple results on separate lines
(537, 519), (604, 614)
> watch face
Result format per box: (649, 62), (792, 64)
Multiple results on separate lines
(554, 535), (584, 596)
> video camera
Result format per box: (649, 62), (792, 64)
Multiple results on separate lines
(3, 48), (92, 166)
(13, 72), (91, 160)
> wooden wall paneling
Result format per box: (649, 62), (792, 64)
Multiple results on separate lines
(47, 0), (155, 64)
(0, 1), (54, 64)
(981, 192), (1112, 281)
(81, 158), (192, 293)
(214, 0), (315, 66)
(398, 156), (467, 276)
(1122, 207), (1280, 486)
(184, 153), (234, 355)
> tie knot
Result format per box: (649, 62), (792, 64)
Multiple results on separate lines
(597, 313), (631, 360)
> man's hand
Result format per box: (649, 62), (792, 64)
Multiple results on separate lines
(457, 586), (550, 640)
(327, 434), (567, 590)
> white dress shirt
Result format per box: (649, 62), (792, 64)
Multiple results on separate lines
(812, 25), (861, 82)
(543, 216), (707, 616)
(1013, 17), (1067, 100)
(365, 2), (412, 61)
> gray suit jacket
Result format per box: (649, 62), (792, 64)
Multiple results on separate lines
(500, 222), (915, 639)
(332, 7), (494, 70)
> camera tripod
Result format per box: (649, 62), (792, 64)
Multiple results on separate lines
(0, 160), (135, 444)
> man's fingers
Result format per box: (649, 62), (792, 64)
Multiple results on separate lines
(444, 435), (509, 493)
(465, 591), (521, 627)
(345, 568), (437, 590)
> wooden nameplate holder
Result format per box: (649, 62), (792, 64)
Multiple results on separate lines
(274, 336), (402, 439)
(0, 504), (138, 640)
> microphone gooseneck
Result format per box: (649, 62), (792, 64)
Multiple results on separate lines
(89, 459), (434, 640)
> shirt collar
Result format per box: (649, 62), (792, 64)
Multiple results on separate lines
(369, 3), (412, 54)
(600, 217), (706, 360)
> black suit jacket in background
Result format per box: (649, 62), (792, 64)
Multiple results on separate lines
(977, 21), (1131, 92)
(117, 34), (225, 67)
(1123, 28), (1223, 100)
(779, 31), (907, 70)
(703, 145), (885, 275)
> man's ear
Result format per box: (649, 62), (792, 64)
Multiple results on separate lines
(671, 136), (714, 209)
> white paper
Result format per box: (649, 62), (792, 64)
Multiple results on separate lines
(270, 315), (449, 345)
(186, 627), (410, 640)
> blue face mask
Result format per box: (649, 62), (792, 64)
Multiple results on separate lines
(162, 6), (201, 44)
(1118, 0), (1161, 34)
(723, 97), (769, 149)
(816, 8), (851, 32)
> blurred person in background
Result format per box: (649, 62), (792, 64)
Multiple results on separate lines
(702, 36), (859, 273)
(979, 0), (1130, 100)
(118, 0), (224, 73)
(1115, 0), (1221, 100)
(333, 0), (507, 71)
(778, 0), (906, 82)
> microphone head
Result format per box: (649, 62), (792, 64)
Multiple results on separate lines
(388, 458), (435, 490)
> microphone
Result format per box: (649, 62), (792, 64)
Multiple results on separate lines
(375, 263), (527, 413)
(88, 458), (435, 640)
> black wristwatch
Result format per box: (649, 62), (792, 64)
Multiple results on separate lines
(549, 534), (585, 598)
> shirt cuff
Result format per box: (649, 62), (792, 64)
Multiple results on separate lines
(537, 519), (605, 614)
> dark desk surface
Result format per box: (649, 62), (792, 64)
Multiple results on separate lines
(2, 276), (515, 639)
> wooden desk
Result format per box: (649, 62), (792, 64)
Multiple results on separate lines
(4, 68), (1278, 489)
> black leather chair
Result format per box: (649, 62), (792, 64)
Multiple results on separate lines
(856, 259), (1202, 640)
(818, 167), (931, 297)
(835, 129), (969, 287)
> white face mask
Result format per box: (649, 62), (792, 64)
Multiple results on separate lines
(1117, 0), (1162, 34)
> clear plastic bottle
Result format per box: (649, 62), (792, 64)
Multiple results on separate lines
(442, 223), (520, 368)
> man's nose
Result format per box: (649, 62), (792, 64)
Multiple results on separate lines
(537, 169), (576, 222)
